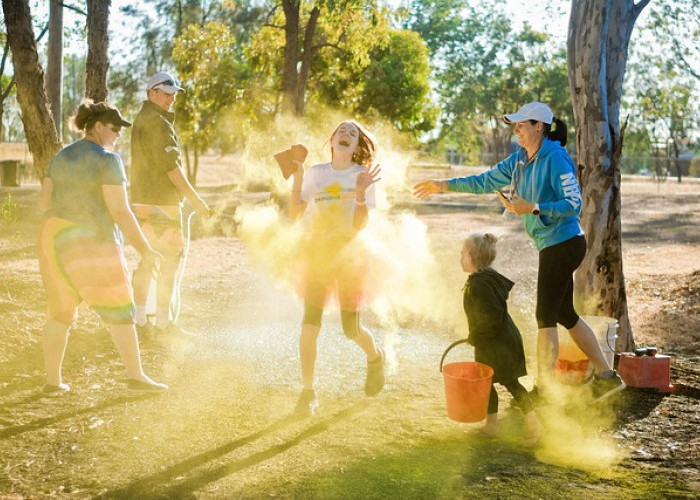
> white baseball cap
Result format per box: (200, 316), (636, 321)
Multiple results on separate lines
(146, 72), (184, 94)
(503, 102), (553, 124)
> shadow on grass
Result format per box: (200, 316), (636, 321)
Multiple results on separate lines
(227, 427), (597, 499)
(0, 393), (161, 439)
(231, 428), (694, 500)
(100, 400), (371, 499)
(0, 326), (123, 398)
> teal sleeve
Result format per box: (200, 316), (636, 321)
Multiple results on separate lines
(539, 151), (581, 217)
(446, 153), (518, 194)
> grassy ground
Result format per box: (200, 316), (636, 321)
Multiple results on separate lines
(0, 166), (698, 498)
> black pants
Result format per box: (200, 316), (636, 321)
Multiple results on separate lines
(536, 235), (586, 329)
(487, 379), (533, 415)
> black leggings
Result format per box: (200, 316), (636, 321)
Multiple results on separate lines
(487, 380), (533, 415)
(536, 235), (587, 329)
(303, 303), (360, 339)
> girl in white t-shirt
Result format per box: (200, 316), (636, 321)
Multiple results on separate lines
(289, 120), (383, 415)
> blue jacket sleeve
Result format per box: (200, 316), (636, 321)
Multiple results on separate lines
(446, 153), (517, 194)
(539, 151), (582, 217)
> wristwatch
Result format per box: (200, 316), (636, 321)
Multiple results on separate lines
(532, 203), (541, 215)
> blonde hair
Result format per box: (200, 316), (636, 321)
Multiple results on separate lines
(69, 99), (119, 132)
(462, 233), (498, 270)
(329, 119), (377, 167)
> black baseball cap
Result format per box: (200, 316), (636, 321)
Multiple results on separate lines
(97, 108), (132, 128)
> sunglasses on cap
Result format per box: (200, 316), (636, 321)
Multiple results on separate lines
(152, 79), (178, 89)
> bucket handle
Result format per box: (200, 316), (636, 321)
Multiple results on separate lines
(439, 338), (470, 373)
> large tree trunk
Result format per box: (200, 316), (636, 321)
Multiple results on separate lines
(567, 0), (650, 352)
(295, 6), (320, 116)
(85, 0), (110, 102)
(281, 0), (300, 115)
(46, 0), (63, 140)
(2, 0), (61, 179)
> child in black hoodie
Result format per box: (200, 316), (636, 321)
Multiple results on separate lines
(461, 233), (540, 445)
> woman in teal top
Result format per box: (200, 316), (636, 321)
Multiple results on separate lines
(38, 101), (167, 394)
(414, 102), (625, 402)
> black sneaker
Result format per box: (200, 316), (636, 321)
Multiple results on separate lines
(590, 371), (626, 402)
(364, 349), (385, 396)
(294, 389), (319, 416)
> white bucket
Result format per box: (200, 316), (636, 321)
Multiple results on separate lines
(580, 315), (618, 368)
(600, 321), (618, 368)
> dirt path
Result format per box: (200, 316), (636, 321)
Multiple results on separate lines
(0, 178), (699, 498)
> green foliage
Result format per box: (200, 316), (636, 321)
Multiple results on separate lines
(625, 54), (699, 159)
(406, 0), (573, 156)
(248, 0), (395, 118)
(173, 21), (248, 156)
(647, 0), (700, 83)
(0, 194), (20, 223)
(359, 30), (437, 136)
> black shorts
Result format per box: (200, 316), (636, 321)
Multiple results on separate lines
(536, 235), (586, 329)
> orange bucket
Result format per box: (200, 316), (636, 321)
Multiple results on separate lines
(440, 339), (494, 423)
(555, 358), (590, 384)
(555, 342), (591, 384)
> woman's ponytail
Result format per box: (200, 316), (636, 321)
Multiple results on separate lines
(545, 117), (568, 147)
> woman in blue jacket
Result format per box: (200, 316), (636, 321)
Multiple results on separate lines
(414, 102), (625, 402)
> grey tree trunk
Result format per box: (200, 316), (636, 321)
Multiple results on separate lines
(295, 6), (320, 116)
(2, 0), (61, 179)
(567, 0), (650, 352)
(46, 0), (63, 140)
(281, 0), (300, 115)
(85, 0), (110, 102)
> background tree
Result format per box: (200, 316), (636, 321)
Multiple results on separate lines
(646, 0), (700, 83)
(172, 21), (245, 182)
(309, 26), (435, 137)
(0, 6), (50, 143)
(406, 0), (572, 162)
(622, 0), (700, 179)
(568, 0), (651, 351)
(46, 0), (63, 139)
(630, 60), (698, 182)
(1, 0), (60, 178)
(358, 29), (436, 137)
(85, 0), (110, 102)
(254, 0), (389, 116)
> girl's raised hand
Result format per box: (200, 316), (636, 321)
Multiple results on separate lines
(356, 163), (382, 193)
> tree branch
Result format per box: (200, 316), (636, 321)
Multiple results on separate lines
(36, 23), (49, 42)
(202, 0), (217, 25)
(633, 0), (652, 18)
(312, 41), (343, 52)
(671, 39), (700, 82)
(52, 0), (87, 17)
(0, 39), (9, 76)
(2, 75), (15, 99)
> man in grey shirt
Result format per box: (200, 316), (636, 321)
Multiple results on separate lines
(130, 71), (210, 337)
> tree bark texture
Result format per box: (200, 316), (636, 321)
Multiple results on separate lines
(47, 0), (63, 139)
(567, 0), (649, 352)
(85, 0), (110, 102)
(295, 6), (319, 116)
(2, 0), (61, 179)
(281, 0), (300, 115)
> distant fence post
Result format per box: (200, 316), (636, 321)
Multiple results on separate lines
(1, 160), (21, 187)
